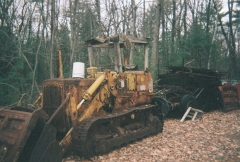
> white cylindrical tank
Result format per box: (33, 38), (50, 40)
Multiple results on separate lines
(72, 62), (85, 78)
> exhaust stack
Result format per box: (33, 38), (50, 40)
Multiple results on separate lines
(56, 49), (64, 78)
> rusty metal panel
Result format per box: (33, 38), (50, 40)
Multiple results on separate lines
(124, 71), (153, 92)
(136, 72), (150, 91)
(43, 83), (63, 108)
(220, 84), (240, 111)
(42, 78), (96, 134)
(0, 109), (48, 162)
(114, 71), (154, 109)
(235, 84), (240, 101)
(42, 79), (66, 134)
(125, 72), (136, 91)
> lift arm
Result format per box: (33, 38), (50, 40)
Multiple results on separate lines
(60, 69), (118, 151)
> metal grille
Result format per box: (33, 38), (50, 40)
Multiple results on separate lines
(43, 85), (62, 108)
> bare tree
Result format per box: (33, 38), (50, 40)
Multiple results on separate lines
(171, 0), (176, 61)
(142, 0), (146, 36)
(50, 0), (56, 78)
(131, 0), (137, 37)
(213, 0), (237, 79)
(183, 0), (187, 39)
(151, 0), (162, 69)
(69, 0), (78, 72)
(0, 0), (14, 27)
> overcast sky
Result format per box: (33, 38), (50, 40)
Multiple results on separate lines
(222, 0), (228, 13)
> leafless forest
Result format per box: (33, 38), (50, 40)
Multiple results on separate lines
(1, 1), (240, 162)
(0, 0), (239, 110)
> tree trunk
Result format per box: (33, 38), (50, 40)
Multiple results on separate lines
(50, 0), (56, 79)
(151, 0), (161, 69)
(96, 0), (101, 22)
(160, 0), (165, 70)
(206, 0), (211, 69)
(207, 19), (218, 69)
(183, 0), (187, 39)
(131, 0), (137, 37)
(129, 0), (137, 65)
(69, 0), (78, 75)
(213, 0), (237, 79)
(228, 0), (237, 78)
(171, 0), (176, 63)
(142, 0), (146, 36)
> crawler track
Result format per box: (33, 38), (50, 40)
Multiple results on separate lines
(72, 104), (163, 158)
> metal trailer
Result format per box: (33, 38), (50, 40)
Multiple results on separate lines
(156, 66), (226, 115)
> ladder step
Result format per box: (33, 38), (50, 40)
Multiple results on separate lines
(188, 112), (195, 115)
(191, 108), (204, 113)
(192, 112), (198, 120)
(180, 107), (203, 122)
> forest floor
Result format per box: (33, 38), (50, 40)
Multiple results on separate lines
(63, 109), (240, 162)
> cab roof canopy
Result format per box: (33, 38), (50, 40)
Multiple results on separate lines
(85, 33), (150, 72)
(84, 33), (150, 48)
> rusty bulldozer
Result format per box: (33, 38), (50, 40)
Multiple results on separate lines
(0, 34), (167, 162)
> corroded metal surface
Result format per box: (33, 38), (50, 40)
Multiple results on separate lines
(114, 71), (154, 109)
(72, 104), (163, 158)
(0, 109), (48, 162)
(0, 69), (156, 161)
(84, 34), (150, 48)
(42, 78), (96, 135)
(219, 83), (240, 111)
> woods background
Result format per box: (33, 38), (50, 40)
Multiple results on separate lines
(0, 0), (239, 107)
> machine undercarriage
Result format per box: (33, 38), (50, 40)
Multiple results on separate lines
(72, 104), (163, 158)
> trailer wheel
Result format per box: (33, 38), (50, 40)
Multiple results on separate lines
(179, 94), (198, 112)
(151, 97), (169, 118)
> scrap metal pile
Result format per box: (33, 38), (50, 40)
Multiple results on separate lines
(157, 66), (240, 112)
(158, 66), (224, 92)
(219, 83), (240, 111)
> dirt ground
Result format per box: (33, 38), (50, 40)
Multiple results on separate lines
(63, 109), (240, 162)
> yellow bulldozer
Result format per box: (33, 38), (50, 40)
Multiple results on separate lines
(0, 34), (167, 162)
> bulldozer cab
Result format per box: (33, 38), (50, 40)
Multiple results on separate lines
(85, 34), (150, 72)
